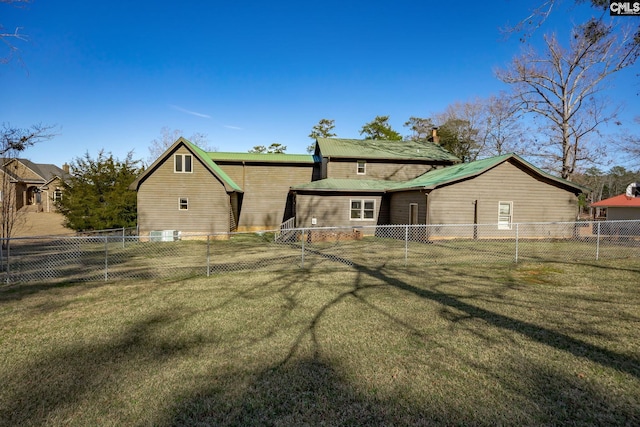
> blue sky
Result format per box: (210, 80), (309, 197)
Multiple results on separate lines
(2, 1), (638, 168)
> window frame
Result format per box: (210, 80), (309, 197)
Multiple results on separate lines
(178, 197), (189, 211)
(498, 201), (513, 230)
(350, 198), (375, 221)
(356, 160), (366, 175)
(174, 154), (193, 173)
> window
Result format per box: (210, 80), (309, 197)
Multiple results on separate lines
(179, 197), (189, 210)
(356, 160), (366, 175)
(498, 201), (513, 229)
(350, 199), (375, 220)
(53, 188), (62, 201)
(175, 154), (193, 173)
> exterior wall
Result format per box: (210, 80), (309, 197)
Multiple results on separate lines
(42, 177), (64, 213)
(295, 193), (384, 230)
(327, 159), (434, 181)
(136, 147), (231, 235)
(10, 161), (41, 181)
(389, 191), (427, 224)
(607, 207), (640, 221)
(216, 162), (314, 231)
(425, 161), (579, 238)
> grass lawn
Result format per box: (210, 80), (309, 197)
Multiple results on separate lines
(0, 259), (639, 426)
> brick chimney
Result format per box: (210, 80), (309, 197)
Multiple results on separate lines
(62, 163), (70, 174)
(430, 127), (440, 144)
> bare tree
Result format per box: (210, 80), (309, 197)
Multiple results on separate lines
(432, 100), (488, 162)
(482, 93), (528, 157)
(147, 127), (216, 166)
(0, 123), (56, 245)
(496, 21), (639, 179)
(614, 116), (640, 167)
(1, 0), (31, 65)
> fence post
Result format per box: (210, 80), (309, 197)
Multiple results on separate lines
(515, 223), (519, 263)
(104, 236), (109, 281)
(405, 225), (409, 266)
(596, 221), (601, 261)
(122, 227), (125, 249)
(1, 239), (6, 283)
(206, 235), (211, 277)
(301, 228), (305, 268)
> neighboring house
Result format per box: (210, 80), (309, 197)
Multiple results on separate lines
(590, 183), (640, 221)
(0, 158), (69, 213)
(130, 137), (586, 237)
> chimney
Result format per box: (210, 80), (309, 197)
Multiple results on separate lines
(431, 127), (440, 144)
(62, 163), (70, 174)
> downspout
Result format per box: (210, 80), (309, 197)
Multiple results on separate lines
(242, 161), (246, 189)
(425, 190), (431, 242)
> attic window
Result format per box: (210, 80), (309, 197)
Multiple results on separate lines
(357, 160), (366, 175)
(175, 154), (193, 173)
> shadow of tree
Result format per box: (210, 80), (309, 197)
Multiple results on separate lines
(166, 357), (408, 426)
(1, 258), (638, 426)
(359, 264), (640, 379)
(0, 312), (207, 426)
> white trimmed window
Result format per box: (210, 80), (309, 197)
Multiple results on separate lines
(350, 199), (375, 220)
(356, 160), (366, 175)
(53, 188), (62, 201)
(175, 154), (193, 173)
(498, 201), (513, 229)
(179, 197), (189, 210)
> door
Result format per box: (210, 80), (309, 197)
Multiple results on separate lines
(409, 203), (418, 225)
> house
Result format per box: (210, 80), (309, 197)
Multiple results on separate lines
(129, 137), (459, 235)
(292, 153), (587, 238)
(0, 158), (69, 213)
(590, 183), (640, 221)
(130, 137), (586, 237)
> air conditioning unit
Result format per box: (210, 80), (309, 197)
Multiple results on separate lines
(149, 230), (180, 242)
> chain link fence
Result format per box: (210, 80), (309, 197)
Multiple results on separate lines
(1, 220), (638, 284)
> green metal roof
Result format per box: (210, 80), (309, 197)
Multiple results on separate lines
(182, 140), (243, 192)
(391, 153), (588, 193)
(291, 178), (391, 192)
(315, 138), (460, 163)
(290, 154), (588, 195)
(209, 152), (319, 164)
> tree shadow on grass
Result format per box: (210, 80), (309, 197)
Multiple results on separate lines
(1, 260), (638, 426)
(166, 357), (411, 426)
(357, 264), (640, 380)
(0, 312), (208, 427)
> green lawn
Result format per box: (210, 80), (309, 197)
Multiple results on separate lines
(0, 259), (639, 426)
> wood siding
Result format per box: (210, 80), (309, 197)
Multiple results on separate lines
(136, 147), (231, 235)
(327, 159), (434, 181)
(607, 207), (640, 221)
(216, 162), (314, 231)
(390, 191), (427, 224)
(424, 161), (579, 238)
(295, 193), (384, 229)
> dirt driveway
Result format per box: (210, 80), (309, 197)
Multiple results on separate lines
(12, 212), (74, 237)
